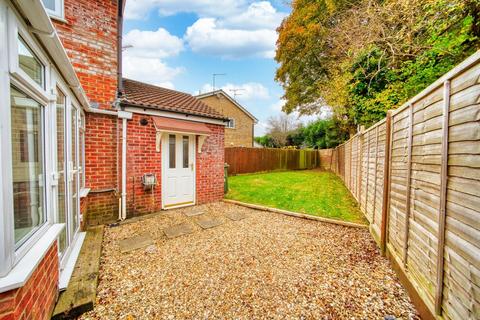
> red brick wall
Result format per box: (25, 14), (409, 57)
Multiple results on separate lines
(125, 115), (162, 216)
(84, 113), (119, 225)
(196, 124), (225, 204)
(0, 242), (59, 320)
(53, 0), (118, 110)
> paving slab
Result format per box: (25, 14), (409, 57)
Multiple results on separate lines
(119, 233), (154, 253)
(52, 225), (104, 320)
(164, 223), (194, 239)
(184, 207), (205, 217)
(195, 216), (224, 229)
(225, 211), (246, 221)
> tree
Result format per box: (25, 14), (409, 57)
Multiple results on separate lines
(302, 118), (349, 149)
(265, 113), (301, 147)
(275, 0), (480, 128)
(254, 135), (278, 148)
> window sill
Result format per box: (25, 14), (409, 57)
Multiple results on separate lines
(59, 232), (86, 290)
(80, 188), (90, 198)
(48, 14), (68, 24)
(0, 223), (64, 293)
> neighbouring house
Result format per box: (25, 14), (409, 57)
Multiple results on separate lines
(0, 0), (227, 318)
(196, 90), (258, 147)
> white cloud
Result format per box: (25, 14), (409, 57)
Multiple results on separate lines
(199, 82), (270, 100)
(223, 2), (287, 30)
(270, 99), (286, 112)
(123, 28), (184, 58)
(122, 28), (184, 88)
(124, 0), (158, 20)
(123, 55), (183, 88)
(125, 1), (286, 59)
(185, 18), (277, 59)
(124, 0), (247, 20)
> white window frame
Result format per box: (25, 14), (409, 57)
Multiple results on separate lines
(226, 118), (235, 129)
(54, 74), (84, 267)
(0, 3), (74, 280)
(3, 8), (55, 269)
(42, 0), (64, 20)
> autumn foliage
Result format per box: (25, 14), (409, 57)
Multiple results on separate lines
(275, 0), (480, 129)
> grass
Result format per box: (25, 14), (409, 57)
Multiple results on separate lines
(225, 169), (366, 224)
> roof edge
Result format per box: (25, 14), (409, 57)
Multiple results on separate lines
(120, 101), (230, 122)
(195, 90), (258, 123)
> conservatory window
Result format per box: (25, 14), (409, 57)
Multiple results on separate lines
(18, 36), (45, 89)
(10, 86), (47, 246)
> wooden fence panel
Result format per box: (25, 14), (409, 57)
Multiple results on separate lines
(324, 51), (480, 320)
(225, 147), (320, 175)
(442, 60), (480, 320)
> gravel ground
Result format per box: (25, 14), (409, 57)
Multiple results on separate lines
(80, 202), (419, 320)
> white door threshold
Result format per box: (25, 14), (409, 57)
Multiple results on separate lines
(58, 232), (86, 291)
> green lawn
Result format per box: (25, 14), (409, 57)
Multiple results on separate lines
(225, 170), (366, 224)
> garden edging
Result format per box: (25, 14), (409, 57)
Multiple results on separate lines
(223, 199), (368, 229)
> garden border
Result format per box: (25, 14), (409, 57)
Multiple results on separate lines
(223, 199), (368, 229)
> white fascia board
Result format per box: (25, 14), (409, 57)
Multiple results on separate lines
(123, 106), (227, 126)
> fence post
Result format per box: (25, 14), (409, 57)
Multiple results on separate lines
(380, 111), (392, 255)
(402, 105), (414, 264)
(434, 80), (450, 315)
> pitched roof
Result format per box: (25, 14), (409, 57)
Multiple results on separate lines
(195, 90), (258, 123)
(121, 78), (227, 120)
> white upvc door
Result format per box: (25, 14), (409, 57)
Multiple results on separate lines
(162, 133), (195, 209)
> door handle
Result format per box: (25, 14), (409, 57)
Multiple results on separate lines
(190, 163), (194, 171)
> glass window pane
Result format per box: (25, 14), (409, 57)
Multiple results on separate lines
(11, 86), (46, 245)
(71, 172), (78, 233)
(183, 136), (189, 168)
(70, 107), (79, 234)
(79, 131), (85, 188)
(56, 89), (67, 254)
(42, 0), (55, 10)
(18, 37), (44, 88)
(169, 135), (175, 169)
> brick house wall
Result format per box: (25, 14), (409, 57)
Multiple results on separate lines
(53, 0), (120, 225)
(125, 114), (162, 216)
(196, 124), (225, 203)
(197, 95), (254, 147)
(124, 116), (225, 217)
(84, 113), (119, 225)
(0, 243), (59, 320)
(52, 0), (118, 110)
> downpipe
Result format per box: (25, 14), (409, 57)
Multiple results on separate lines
(118, 111), (132, 220)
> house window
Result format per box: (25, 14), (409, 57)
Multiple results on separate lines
(226, 118), (235, 129)
(182, 136), (189, 168)
(169, 135), (176, 168)
(18, 36), (45, 88)
(10, 86), (47, 246)
(41, 0), (64, 19)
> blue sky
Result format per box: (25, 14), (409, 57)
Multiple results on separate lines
(122, 0), (313, 135)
